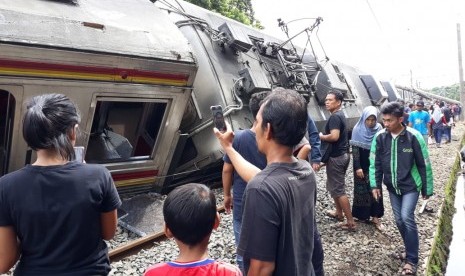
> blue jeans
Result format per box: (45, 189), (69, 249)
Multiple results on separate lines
(233, 216), (244, 273)
(389, 191), (420, 265)
(433, 128), (443, 144)
(444, 126), (451, 142)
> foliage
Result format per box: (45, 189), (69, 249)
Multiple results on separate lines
(184, 0), (263, 29)
(430, 83), (461, 101)
(425, 135), (464, 275)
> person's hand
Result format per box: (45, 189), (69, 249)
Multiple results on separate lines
(224, 194), (233, 213)
(312, 163), (320, 172)
(356, 169), (364, 179)
(319, 132), (324, 140)
(372, 189), (381, 202)
(213, 121), (235, 150)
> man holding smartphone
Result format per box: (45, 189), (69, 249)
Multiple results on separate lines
(214, 89), (316, 276)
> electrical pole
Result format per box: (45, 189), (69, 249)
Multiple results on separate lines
(458, 23), (464, 120)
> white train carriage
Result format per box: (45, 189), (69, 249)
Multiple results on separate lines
(0, 0), (197, 193)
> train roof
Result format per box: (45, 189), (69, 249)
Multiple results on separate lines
(0, 0), (195, 64)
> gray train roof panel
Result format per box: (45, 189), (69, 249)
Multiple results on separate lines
(0, 0), (195, 63)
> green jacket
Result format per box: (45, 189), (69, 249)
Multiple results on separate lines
(369, 125), (433, 196)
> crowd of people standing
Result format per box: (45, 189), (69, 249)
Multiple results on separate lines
(1, 90), (447, 276)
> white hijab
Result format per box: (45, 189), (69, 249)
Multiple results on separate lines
(432, 105), (442, 123)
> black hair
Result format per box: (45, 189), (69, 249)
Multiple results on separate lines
(327, 90), (344, 102)
(380, 102), (404, 118)
(408, 103), (414, 109)
(249, 91), (270, 118)
(260, 88), (307, 147)
(163, 183), (217, 246)
(439, 101), (445, 107)
(23, 94), (80, 161)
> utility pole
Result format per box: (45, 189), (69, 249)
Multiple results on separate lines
(458, 23), (464, 120)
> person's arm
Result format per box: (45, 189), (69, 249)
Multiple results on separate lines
(99, 170), (121, 240)
(352, 146), (364, 179)
(307, 117), (322, 168)
(101, 210), (118, 240)
(222, 162), (234, 213)
(214, 123), (261, 182)
(247, 259), (275, 276)
(369, 133), (383, 199)
(295, 144), (311, 160)
(412, 134), (434, 199)
(319, 129), (340, 142)
(0, 226), (19, 273)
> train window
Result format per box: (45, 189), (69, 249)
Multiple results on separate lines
(86, 100), (167, 164)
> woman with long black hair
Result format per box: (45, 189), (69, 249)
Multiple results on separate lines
(0, 94), (121, 275)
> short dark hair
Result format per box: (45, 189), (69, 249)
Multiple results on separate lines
(380, 102), (404, 118)
(327, 90), (344, 102)
(163, 183), (217, 246)
(260, 88), (307, 147)
(408, 103), (414, 109)
(23, 94), (80, 161)
(249, 91), (270, 118)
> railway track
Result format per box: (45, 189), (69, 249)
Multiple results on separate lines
(109, 206), (226, 263)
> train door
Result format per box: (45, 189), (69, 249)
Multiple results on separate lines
(0, 87), (22, 176)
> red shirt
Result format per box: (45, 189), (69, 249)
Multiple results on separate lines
(144, 258), (242, 276)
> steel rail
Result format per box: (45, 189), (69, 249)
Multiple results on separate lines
(109, 206), (226, 263)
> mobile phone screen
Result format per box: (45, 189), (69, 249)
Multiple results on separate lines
(211, 105), (226, 132)
(74, 146), (85, 163)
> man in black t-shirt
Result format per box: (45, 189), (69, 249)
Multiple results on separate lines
(214, 89), (316, 275)
(319, 91), (354, 230)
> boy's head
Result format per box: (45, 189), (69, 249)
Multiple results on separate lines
(163, 183), (219, 246)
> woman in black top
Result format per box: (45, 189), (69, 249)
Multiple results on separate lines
(349, 106), (384, 230)
(0, 94), (121, 275)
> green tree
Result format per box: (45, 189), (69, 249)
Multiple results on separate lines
(430, 83), (460, 101)
(185, 0), (263, 29)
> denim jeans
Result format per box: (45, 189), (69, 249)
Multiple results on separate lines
(444, 126), (452, 142)
(233, 216), (244, 273)
(433, 128), (443, 144)
(389, 191), (420, 265)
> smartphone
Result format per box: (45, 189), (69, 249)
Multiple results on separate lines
(74, 146), (85, 163)
(210, 105), (227, 132)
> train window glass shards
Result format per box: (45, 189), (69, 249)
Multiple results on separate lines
(86, 100), (167, 164)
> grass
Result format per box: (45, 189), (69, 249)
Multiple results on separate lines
(425, 137), (464, 275)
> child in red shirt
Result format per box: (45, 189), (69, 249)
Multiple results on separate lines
(144, 184), (241, 276)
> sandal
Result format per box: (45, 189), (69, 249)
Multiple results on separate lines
(401, 262), (417, 275)
(336, 222), (356, 232)
(391, 250), (406, 261)
(326, 210), (344, 222)
(371, 218), (384, 231)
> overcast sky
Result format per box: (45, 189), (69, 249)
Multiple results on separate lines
(251, 0), (465, 89)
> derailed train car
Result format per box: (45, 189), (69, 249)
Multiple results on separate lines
(0, 0), (392, 194)
(156, 0), (392, 188)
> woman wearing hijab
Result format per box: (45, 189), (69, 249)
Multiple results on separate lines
(430, 104), (446, 148)
(349, 106), (384, 230)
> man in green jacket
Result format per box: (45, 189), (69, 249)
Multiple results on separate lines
(369, 102), (433, 276)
